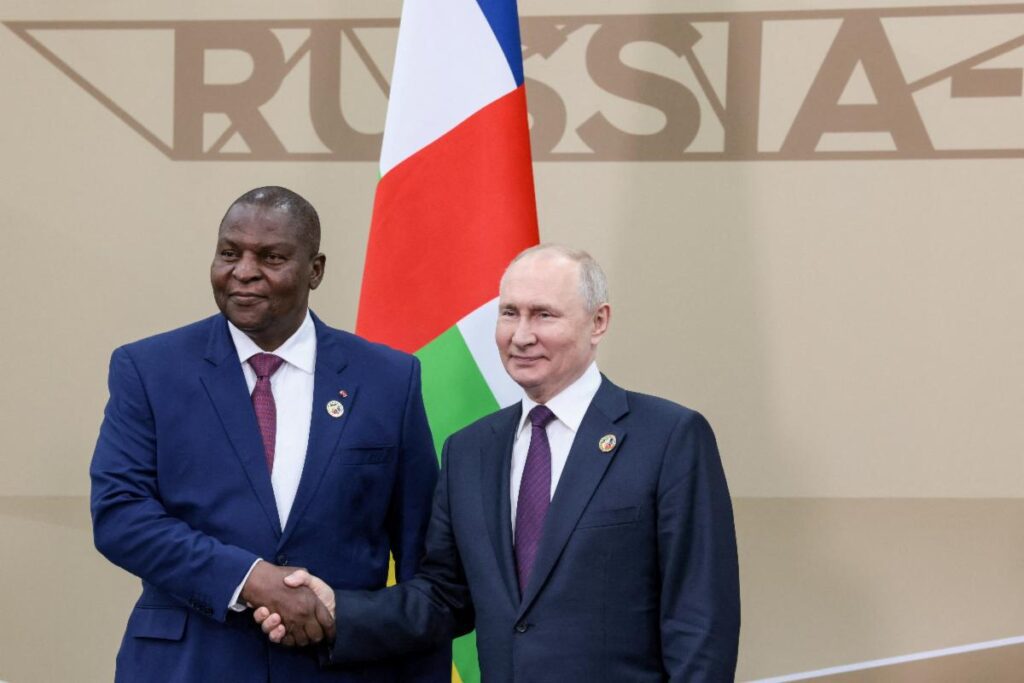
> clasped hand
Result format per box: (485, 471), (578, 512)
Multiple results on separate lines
(241, 562), (335, 647)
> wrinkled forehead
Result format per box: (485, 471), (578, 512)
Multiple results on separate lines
(500, 253), (584, 304)
(502, 251), (581, 283)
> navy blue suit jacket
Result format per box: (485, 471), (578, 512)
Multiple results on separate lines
(90, 313), (449, 682)
(330, 377), (741, 682)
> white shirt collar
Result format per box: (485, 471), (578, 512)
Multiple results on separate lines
(517, 362), (602, 435)
(227, 310), (316, 374)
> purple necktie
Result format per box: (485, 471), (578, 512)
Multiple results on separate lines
(248, 353), (285, 473)
(515, 404), (556, 593)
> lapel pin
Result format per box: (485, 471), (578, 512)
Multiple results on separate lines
(339, 389), (348, 398)
(326, 400), (344, 418)
(598, 434), (617, 452)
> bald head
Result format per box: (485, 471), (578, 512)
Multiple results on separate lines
(502, 244), (609, 313)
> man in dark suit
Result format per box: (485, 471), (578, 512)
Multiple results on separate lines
(257, 244), (741, 681)
(90, 186), (448, 682)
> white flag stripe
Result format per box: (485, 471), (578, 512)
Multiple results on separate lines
(457, 297), (524, 408)
(380, 0), (517, 176)
(748, 634), (1024, 682)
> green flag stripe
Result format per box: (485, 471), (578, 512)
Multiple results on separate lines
(415, 325), (493, 682)
(416, 325), (500, 457)
(452, 631), (480, 683)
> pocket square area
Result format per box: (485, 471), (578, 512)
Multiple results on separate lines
(576, 505), (639, 529)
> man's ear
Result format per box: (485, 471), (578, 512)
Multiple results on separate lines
(591, 303), (611, 344)
(309, 253), (326, 290)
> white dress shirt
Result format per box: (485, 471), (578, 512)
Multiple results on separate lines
(510, 362), (601, 536)
(228, 312), (316, 528)
(226, 310), (317, 607)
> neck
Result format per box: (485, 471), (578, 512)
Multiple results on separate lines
(244, 317), (305, 352)
(525, 361), (595, 404)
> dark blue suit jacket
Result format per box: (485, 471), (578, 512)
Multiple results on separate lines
(329, 377), (741, 682)
(90, 312), (448, 682)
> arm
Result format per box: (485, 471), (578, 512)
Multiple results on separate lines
(329, 431), (475, 663)
(92, 347), (332, 635)
(258, 435), (475, 660)
(388, 357), (451, 681)
(90, 347), (257, 620)
(387, 356), (441, 584)
(658, 412), (741, 682)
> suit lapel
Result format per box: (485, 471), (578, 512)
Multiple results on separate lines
(199, 316), (281, 538)
(481, 405), (522, 604)
(517, 378), (629, 618)
(279, 317), (355, 547)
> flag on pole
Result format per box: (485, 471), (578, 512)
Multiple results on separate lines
(355, 1), (538, 681)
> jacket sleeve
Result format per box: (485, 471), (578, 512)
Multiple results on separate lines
(90, 347), (258, 621)
(387, 356), (441, 583)
(331, 434), (475, 664)
(387, 357), (453, 681)
(658, 411), (741, 682)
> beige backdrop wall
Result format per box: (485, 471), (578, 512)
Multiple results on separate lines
(1, 0), (1022, 680)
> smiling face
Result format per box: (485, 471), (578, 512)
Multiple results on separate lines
(496, 251), (610, 403)
(210, 202), (325, 351)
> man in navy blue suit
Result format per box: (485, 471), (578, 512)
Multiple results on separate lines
(257, 244), (742, 681)
(90, 186), (448, 682)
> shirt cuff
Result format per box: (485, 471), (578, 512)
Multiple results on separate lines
(228, 558), (262, 612)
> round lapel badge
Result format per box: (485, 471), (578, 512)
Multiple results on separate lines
(326, 400), (344, 418)
(598, 434), (617, 452)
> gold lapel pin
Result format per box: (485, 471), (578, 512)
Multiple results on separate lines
(598, 434), (617, 452)
(326, 400), (344, 418)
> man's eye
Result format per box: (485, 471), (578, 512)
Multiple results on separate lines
(219, 250), (237, 259)
(500, 309), (516, 317)
(265, 253), (285, 263)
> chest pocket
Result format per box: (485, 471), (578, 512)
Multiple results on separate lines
(576, 505), (639, 529)
(336, 445), (395, 465)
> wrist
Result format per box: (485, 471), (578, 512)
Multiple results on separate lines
(240, 560), (272, 605)
(232, 559), (262, 609)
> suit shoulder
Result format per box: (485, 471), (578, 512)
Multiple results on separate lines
(317, 322), (417, 368)
(445, 404), (519, 449)
(116, 315), (219, 358)
(624, 389), (711, 430)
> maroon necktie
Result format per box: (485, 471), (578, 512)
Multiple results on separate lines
(248, 353), (285, 473)
(515, 405), (556, 593)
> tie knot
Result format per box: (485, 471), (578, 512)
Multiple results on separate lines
(248, 353), (284, 379)
(528, 405), (556, 429)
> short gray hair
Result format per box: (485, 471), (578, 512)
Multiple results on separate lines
(506, 243), (609, 312)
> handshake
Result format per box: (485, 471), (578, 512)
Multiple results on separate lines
(240, 562), (334, 647)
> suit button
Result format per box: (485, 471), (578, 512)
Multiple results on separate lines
(515, 623), (528, 633)
(276, 554), (288, 565)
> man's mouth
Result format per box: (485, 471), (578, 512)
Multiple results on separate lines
(228, 292), (266, 305)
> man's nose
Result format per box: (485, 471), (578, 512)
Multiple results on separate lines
(232, 253), (261, 281)
(511, 318), (535, 346)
